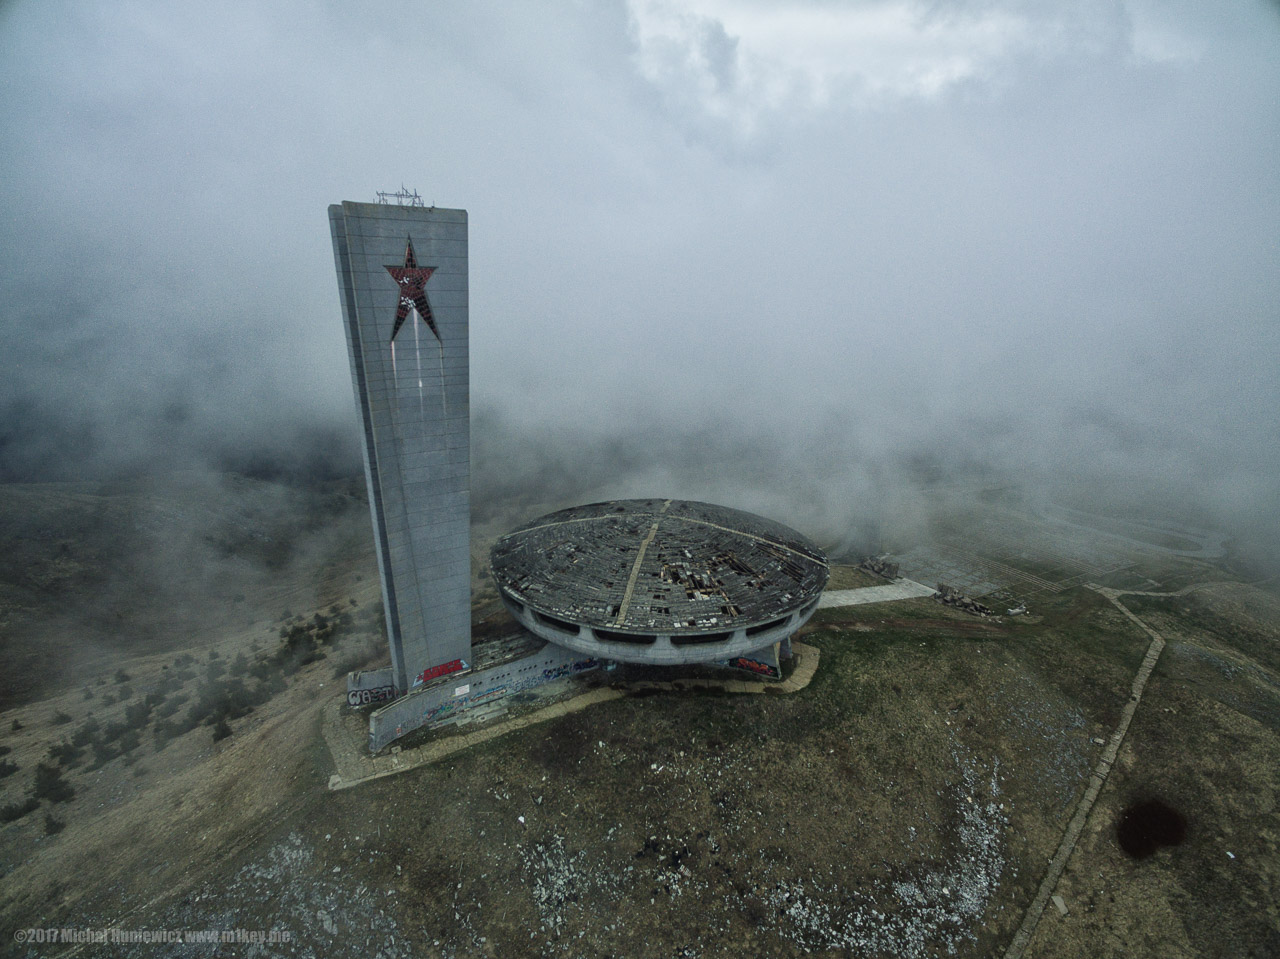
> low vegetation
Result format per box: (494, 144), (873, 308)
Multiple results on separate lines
(0, 797), (39, 823)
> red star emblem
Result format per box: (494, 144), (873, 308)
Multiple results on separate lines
(385, 238), (440, 344)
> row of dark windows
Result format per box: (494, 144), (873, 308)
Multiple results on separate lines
(522, 599), (812, 647)
(594, 628), (656, 645)
(535, 611), (581, 635)
(746, 614), (792, 637)
(670, 630), (734, 647)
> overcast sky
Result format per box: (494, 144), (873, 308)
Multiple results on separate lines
(1, 1), (1277, 546)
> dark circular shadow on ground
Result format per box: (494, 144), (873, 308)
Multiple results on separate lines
(1116, 798), (1188, 859)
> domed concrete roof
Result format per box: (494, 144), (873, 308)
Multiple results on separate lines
(490, 498), (828, 640)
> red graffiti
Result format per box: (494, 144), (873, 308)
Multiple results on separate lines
(414, 658), (465, 686)
(731, 657), (778, 677)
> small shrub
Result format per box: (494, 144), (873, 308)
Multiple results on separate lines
(124, 701), (151, 729)
(32, 763), (75, 803)
(174, 653), (195, 668)
(10, 719), (22, 731)
(0, 759), (18, 779)
(0, 797), (39, 823)
(52, 710), (72, 726)
(70, 719), (98, 748)
(82, 687), (94, 701)
(43, 813), (65, 836)
(47, 742), (82, 768)
(115, 669), (131, 684)
(152, 721), (176, 752)
(0, 744), (10, 757)
(212, 718), (232, 742)
(156, 693), (188, 719)
(118, 684), (133, 701)
(90, 740), (118, 768)
(98, 720), (128, 744)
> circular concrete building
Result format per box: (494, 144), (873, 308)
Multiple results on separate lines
(490, 499), (829, 666)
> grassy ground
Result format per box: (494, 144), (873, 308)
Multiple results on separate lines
(825, 565), (886, 590)
(1029, 585), (1280, 959)
(0, 480), (1276, 958)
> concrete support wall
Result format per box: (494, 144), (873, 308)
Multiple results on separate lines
(720, 641), (783, 679)
(367, 641), (600, 752)
(329, 202), (470, 694)
(347, 667), (396, 707)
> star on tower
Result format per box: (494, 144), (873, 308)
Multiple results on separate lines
(385, 238), (440, 344)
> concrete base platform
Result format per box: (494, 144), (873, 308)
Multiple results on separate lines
(818, 579), (935, 608)
(324, 642), (821, 791)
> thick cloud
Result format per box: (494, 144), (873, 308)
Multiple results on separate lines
(1, 0), (1277, 555)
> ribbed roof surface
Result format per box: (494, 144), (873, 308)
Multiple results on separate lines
(490, 499), (828, 634)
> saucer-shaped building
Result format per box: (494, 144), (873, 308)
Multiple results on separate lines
(490, 499), (829, 666)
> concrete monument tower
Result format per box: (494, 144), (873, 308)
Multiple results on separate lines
(329, 196), (470, 695)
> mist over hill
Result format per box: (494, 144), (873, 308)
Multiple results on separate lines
(1, 0), (1277, 581)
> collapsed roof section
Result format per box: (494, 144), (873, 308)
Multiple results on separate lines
(490, 499), (829, 636)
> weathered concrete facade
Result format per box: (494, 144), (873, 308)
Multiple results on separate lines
(330, 201), (470, 694)
(366, 640), (600, 752)
(491, 499), (827, 666)
(499, 591), (811, 667)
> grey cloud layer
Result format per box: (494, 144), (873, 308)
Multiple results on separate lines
(1, 0), (1276, 557)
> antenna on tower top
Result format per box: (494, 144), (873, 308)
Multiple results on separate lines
(376, 185), (425, 207)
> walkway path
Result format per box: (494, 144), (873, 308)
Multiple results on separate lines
(1002, 585), (1169, 959)
(818, 579), (935, 608)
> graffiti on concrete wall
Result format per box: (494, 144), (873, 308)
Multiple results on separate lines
(412, 658), (467, 688)
(371, 653), (601, 752)
(420, 657), (599, 725)
(347, 685), (396, 707)
(725, 656), (780, 679)
(348, 666), (397, 708)
(542, 658), (600, 682)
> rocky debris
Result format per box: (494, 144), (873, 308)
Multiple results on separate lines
(516, 736), (1006, 958)
(750, 747), (1008, 958)
(934, 584), (995, 617)
(54, 720), (1018, 959)
(93, 833), (414, 959)
(861, 556), (901, 580)
(522, 834), (603, 936)
(990, 675), (1090, 811)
